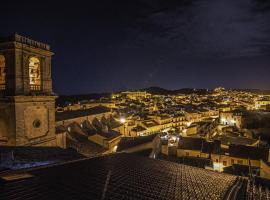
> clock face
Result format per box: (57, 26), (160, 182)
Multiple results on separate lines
(24, 106), (49, 139)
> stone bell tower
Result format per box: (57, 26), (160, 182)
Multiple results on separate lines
(0, 34), (56, 146)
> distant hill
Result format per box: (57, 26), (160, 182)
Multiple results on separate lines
(139, 87), (172, 95)
(56, 87), (270, 107)
(56, 87), (210, 106)
(139, 86), (210, 95)
(232, 89), (270, 95)
(56, 93), (110, 106)
(140, 87), (270, 95)
(174, 88), (209, 95)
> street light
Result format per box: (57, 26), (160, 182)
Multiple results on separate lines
(120, 117), (127, 135)
(120, 117), (126, 123)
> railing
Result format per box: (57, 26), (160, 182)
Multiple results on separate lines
(14, 34), (50, 50)
(30, 85), (41, 91)
(0, 84), (5, 90)
(246, 181), (270, 200)
(224, 177), (243, 200)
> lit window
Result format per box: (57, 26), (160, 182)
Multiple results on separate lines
(0, 55), (6, 90)
(29, 57), (41, 90)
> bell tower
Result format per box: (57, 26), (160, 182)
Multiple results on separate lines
(0, 34), (56, 146)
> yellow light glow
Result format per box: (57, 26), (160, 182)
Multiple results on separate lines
(120, 118), (126, 123)
(213, 162), (224, 172)
(113, 145), (118, 152)
(29, 57), (41, 90)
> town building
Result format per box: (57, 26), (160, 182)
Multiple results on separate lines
(121, 91), (151, 100)
(162, 136), (270, 175)
(255, 98), (270, 110)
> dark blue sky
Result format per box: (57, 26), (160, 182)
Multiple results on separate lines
(1, 0), (270, 94)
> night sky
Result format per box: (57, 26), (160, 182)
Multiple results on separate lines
(1, 0), (270, 94)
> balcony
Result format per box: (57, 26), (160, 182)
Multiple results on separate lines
(30, 85), (41, 91)
(0, 84), (5, 90)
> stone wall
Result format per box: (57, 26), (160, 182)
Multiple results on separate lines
(0, 96), (56, 146)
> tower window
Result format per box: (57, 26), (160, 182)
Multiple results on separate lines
(29, 57), (41, 91)
(0, 55), (6, 90)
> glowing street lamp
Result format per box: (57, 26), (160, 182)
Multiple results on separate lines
(213, 162), (224, 172)
(120, 118), (126, 123)
(120, 117), (127, 135)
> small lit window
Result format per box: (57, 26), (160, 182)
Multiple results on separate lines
(29, 57), (41, 90)
(0, 55), (6, 90)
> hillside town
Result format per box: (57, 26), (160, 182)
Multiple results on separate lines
(1, 34), (270, 199)
(52, 88), (270, 179)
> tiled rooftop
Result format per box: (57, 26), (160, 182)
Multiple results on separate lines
(229, 145), (269, 161)
(56, 106), (110, 121)
(117, 134), (158, 152)
(0, 146), (84, 162)
(67, 130), (106, 156)
(0, 153), (239, 200)
(0, 146), (85, 171)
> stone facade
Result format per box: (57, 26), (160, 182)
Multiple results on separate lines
(0, 34), (56, 146)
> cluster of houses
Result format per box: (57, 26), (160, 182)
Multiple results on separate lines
(54, 89), (270, 180)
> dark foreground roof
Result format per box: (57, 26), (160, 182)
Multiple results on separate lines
(0, 146), (84, 162)
(214, 135), (257, 146)
(178, 137), (204, 151)
(0, 154), (238, 200)
(117, 134), (158, 152)
(97, 130), (122, 140)
(178, 137), (220, 154)
(67, 130), (106, 156)
(229, 145), (269, 161)
(0, 146), (85, 172)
